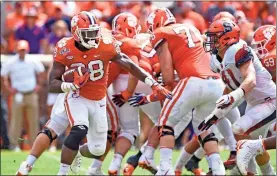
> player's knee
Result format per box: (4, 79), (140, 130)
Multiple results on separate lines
(118, 132), (137, 144)
(232, 123), (245, 135)
(198, 132), (218, 147)
(158, 125), (175, 137)
(88, 143), (106, 156)
(64, 125), (88, 151)
(37, 127), (57, 144)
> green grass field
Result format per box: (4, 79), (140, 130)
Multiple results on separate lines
(1, 149), (276, 175)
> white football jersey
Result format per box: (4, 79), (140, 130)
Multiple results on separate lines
(211, 40), (276, 105)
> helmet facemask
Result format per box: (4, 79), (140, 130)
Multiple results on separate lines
(252, 40), (269, 59)
(204, 32), (223, 55)
(75, 24), (101, 49)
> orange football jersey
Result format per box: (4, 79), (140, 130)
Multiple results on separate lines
(151, 24), (218, 80)
(54, 36), (120, 100)
(260, 54), (276, 81)
(114, 34), (154, 74)
(107, 62), (122, 87)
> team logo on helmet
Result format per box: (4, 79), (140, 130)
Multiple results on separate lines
(223, 22), (232, 33)
(263, 27), (275, 40)
(127, 15), (138, 27)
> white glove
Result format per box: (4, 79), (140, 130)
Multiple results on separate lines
(216, 88), (245, 109)
(61, 82), (78, 92)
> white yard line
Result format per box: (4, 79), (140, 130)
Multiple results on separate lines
(45, 153), (87, 173)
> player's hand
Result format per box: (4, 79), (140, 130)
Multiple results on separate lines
(128, 93), (150, 107)
(151, 83), (172, 100)
(217, 88), (245, 109)
(112, 90), (133, 107)
(216, 94), (235, 109)
(73, 71), (90, 89)
(198, 114), (219, 131)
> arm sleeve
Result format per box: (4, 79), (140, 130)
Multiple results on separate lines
(235, 45), (254, 68)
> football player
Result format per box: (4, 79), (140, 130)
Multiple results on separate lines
(84, 13), (160, 175)
(16, 62), (124, 175)
(198, 18), (276, 175)
(234, 24), (277, 176)
(175, 12), (241, 175)
(129, 8), (227, 175)
(252, 25), (276, 81)
(47, 11), (171, 175)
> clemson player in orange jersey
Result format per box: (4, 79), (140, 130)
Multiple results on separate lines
(176, 13), (241, 175)
(107, 12), (165, 175)
(128, 8), (226, 175)
(45, 11), (172, 175)
(252, 25), (276, 81)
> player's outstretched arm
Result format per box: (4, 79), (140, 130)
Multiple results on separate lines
(112, 53), (172, 100)
(49, 61), (66, 93)
(112, 53), (150, 83)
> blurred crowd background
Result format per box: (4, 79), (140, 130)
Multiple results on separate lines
(0, 1), (276, 151)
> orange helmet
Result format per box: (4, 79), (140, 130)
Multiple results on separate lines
(204, 19), (240, 54)
(212, 11), (236, 22)
(71, 11), (101, 49)
(252, 25), (276, 59)
(112, 12), (141, 38)
(146, 8), (176, 33)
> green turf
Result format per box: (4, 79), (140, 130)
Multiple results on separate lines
(1, 149), (276, 175)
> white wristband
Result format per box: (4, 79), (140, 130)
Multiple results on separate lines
(230, 88), (245, 102)
(144, 76), (157, 87)
(61, 82), (78, 92)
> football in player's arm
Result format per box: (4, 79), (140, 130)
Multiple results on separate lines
(49, 41), (172, 101)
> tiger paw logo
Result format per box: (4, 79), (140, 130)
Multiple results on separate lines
(263, 27), (275, 40)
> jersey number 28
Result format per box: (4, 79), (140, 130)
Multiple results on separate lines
(71, 60), (104, 81)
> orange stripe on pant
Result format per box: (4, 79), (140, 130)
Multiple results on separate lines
(160, 78), (189, 126)
(64, 92), (75, 126)
(159, 79), (184, 121)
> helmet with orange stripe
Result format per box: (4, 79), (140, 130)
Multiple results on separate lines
(112, 12), (141, 38)
(146, 8), (176, 35)
(71, 11), (101, 49)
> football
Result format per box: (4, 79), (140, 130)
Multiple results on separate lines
(62, 66), (90, 82)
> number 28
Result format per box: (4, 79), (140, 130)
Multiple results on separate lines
(71, 60), (104, 81)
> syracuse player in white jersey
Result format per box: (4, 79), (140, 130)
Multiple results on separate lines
(235, 25), (276, 176)
(128, 8), (227, 175)
(199, 18), (276, 175)
(40, 11), (171, 175)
